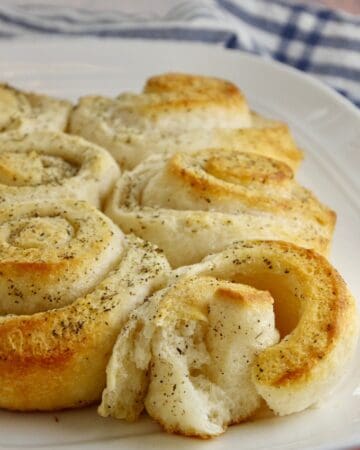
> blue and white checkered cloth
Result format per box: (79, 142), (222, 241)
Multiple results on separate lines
(0, 0), (359, 107)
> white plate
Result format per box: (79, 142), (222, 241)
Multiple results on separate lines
(0, 38), (359, 450)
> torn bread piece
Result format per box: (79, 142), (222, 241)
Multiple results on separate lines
(99, 276), (279, 438)
(99, 240), (358, 438)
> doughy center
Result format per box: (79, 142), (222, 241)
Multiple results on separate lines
(204, 152), (292, 186)
(141, 150), (295, 212)
(137, 276), (278, 435)
(7, 216), (74, 249)
(0, 204), (123, 316)
(0, 151), (78, 186)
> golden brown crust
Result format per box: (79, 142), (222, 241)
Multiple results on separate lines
(216, 125), (303, 170)
(253, 246), (351, 387)
(99, 240), (358, 435)
(155, 276), (275, 323)
(100, 271), (278, 437)
(70, 104), (302, 172)
(204, 150), (293, 184)
(68, 72), (269, 170)
(170, 240), (358, 415)
(0, 200), (170, 411)
(103, 72), (250, 130)
(167, 150), (334, 226)
(142, 72), (248, 113)
(0, 301), (117, 410)
(145, 72), (240, 95)
(69, 73), (303, 172)
(0, 131), (120, 207)
(106, 148), (335, 267)
(215, 285), (273, 305)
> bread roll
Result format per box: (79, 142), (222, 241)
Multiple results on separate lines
(70, 73), (297, 170)
(0, 131), (120, 208)
(0, 200), (170, 410)
(99, 275), (279, 437)
(105, 148), (335, 267)
(0, 83), (71, 133)
(99, 240), (358, 437)
(70, 118), (302, 171)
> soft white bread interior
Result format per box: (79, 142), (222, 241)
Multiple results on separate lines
(99, 276), (279, 437)
(99, 240), (358, 437)
(0, 131), (120, 208)
(174, 241), (359, 416)
(0, 83), (71, 133)
(105, 148), (335, 267)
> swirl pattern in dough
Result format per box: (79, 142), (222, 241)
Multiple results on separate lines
(69, 73), (284, 169)
(71, 115), (302, 171)
(99, 240), (358, 438)
(0, 131), (120, 207)
(0, 200), (170, 410)
(105, 148), (336, 267)
(0, 84), (71, 133)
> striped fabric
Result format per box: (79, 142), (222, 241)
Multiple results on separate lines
(0, 0), (359, 107)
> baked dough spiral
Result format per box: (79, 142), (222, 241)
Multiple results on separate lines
(0, 200), (170, 411)
(69, 73), (292, 170)
(99, 240), (358, 438)
(70, 115), (302, 171)
(0, 131), (120, 208)
(0, 83), (71, 133)
(105, 148), (336, 267)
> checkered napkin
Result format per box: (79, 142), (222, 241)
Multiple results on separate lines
(0, 0), (359, 107)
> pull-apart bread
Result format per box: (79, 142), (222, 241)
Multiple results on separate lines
(0, 84), (71, 133)
(0, 131), (119, 208)
(0, 73), (356, 442)
(69, 73), (302, 170)
(99, 241), (358, 438)
(105, 148), (335, 267)
(0, 200), (170, 410)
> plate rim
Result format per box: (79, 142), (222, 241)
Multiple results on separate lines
(0, 37), (359, 450)
(1, 36), (359, 118)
